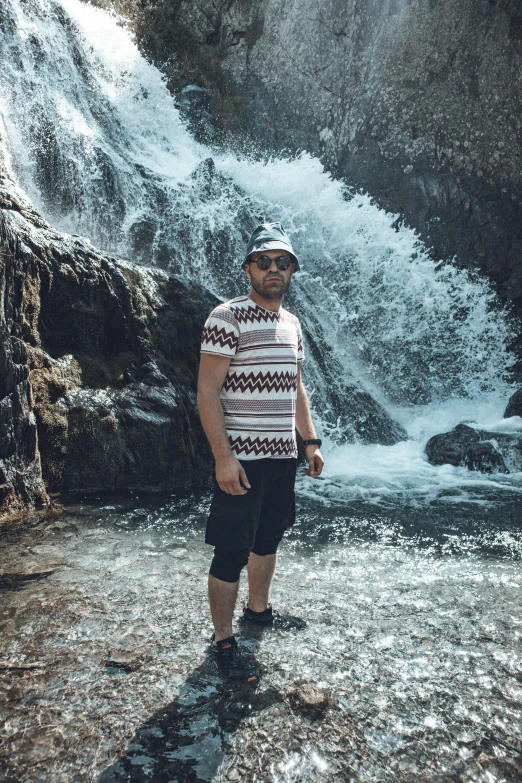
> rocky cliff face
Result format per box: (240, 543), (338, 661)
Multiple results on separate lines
(0, 146), (216, 518)
(113, 0), (522, 330)
(0, 217), (47, 516)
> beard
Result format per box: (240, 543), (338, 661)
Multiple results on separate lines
(250, 273), (291, 301)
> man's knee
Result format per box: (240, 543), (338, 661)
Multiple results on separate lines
(251, 535), (283, 557)
(209, 547), (250, 583)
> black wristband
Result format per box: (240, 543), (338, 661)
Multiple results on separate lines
(302, 438), (322, 448)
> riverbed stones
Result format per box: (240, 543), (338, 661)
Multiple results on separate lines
(425, 422), (522, 473)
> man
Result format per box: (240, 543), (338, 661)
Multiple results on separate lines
(197, 222), (324, 673)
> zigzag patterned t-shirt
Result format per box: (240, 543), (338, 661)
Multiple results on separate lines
(200, 295), (304, 459)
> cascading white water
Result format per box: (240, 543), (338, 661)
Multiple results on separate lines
(0, 0), (519, 502)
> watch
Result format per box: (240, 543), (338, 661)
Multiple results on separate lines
(302, 438), (322, 448)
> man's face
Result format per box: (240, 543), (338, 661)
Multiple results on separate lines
(245, 249), (295, 302)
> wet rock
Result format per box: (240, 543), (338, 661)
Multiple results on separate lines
(0, 324), (48, 515)
(425, 423), (522, 473)
(0, 139), (216, 514)
(31, 259), (217, 494)
(286, 683), (332, 715)
(327, 383), (407, 446)
(104, 649), (145, 673)
(288, 296), (408, 446)
(505, 388), (522, 418)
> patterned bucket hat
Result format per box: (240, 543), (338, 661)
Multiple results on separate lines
(244, 222), (300, 270)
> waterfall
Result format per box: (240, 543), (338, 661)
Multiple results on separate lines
(0, 0), (518, 502)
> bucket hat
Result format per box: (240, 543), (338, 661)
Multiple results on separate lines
(244, 222), (300, 270)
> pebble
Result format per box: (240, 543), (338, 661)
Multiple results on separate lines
(104, 648), (144, 672)
(286, 683), (331, 714)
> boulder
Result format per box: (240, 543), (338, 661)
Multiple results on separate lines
(27, 262), (217, 495)
(504, 388), (522, 419)
(425, 422), (522, 473)
(324, 383), (407, 446)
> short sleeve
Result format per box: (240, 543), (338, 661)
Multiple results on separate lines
(297, 322), (305, 362)
(201, 307), (239, 358)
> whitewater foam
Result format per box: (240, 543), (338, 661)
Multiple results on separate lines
(298, 396), (522, 506)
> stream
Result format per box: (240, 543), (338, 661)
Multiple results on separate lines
(2, 488), (522, 782)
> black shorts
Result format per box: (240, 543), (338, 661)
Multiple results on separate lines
(205, 457), (297, 552)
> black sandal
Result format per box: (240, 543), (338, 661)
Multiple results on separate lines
(239, 604), (307, 630)
(209, 634), (259, 681)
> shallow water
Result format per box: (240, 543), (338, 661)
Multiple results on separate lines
(2, 491), (522, 782)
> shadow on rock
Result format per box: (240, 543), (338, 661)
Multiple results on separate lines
(99, 645), (281, 782)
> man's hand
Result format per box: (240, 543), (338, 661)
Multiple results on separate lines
(302, 446), (324, 478)
(216, 454), (251, 495)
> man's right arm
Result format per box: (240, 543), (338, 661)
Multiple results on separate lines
(197, 353), (251, 495)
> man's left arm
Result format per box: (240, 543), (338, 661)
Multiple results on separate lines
(295, 363), (324, 478)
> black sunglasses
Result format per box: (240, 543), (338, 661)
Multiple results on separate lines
(251, 254), (294, 271)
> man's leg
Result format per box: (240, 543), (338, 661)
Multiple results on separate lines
(241, 459), (300, 624)
(205, 460), (264, 643)
(242, 542), (306, 629)
(208, 547), (250, 643)
(208, 574), (240, 642)
(247, 552), (277, 612)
